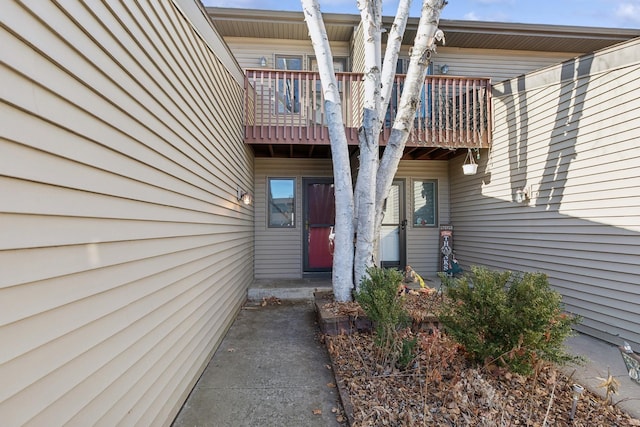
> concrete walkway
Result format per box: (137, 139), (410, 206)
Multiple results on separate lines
(171, 301), (344, 427)
(172, 281), (639, 425)
(562, 334), (640, 419)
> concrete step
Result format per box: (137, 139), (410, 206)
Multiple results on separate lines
(248, 278), (332, 301)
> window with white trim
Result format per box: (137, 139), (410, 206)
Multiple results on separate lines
(268, 178), (295, 228)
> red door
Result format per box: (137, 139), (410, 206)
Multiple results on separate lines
(305, 181), (335, 271)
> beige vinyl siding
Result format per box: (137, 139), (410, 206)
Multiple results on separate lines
(450, 39), (640, 348)
(395, 46), (576, 82)
(355, 40), (572, 83)
(0, 1), (253, 426)
(222, 37), (350, 70)
(254, 158), (449, 279)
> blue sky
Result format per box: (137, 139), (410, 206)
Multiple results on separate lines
(202, 0), (640, 29)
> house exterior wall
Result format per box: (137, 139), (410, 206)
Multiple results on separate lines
(254, 158), (449, 279)
(254, 158), (333, 279)
(449, 38), (640, 348)
(431, 47), (579, 82)
(0, 1), (253, 426)
(351, 20), (576, 83)
(222, 37), (351, 70)
(398, 161), (450, 276)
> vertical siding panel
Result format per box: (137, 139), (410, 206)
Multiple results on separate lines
(450, 39), (640, 348)
(350, 23), (365, 73)
(0, 1), (253, 426)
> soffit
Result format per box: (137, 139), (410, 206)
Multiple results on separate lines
(207, 7), (640, 53)
(208, 8), (356, 42)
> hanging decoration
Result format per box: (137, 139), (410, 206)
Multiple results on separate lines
(462, 148), (478, 175)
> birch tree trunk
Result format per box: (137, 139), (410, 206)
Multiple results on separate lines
(375, 0), (447, 243)
(353, 0), (382, 286)
(302, 0), (355, 302)
(380, 0), (412, 116)
(356, 0), (412, 287)
(301, 0), (446, 300)
(364, 0), (411, 274)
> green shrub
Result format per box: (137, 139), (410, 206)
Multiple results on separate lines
(397, 336), (418, 370)
(438, 266), (581, 375)
(355, 266), (413, 368)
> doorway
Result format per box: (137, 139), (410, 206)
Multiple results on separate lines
(379, 180), (406, 270)
(303, 179), (335, 273)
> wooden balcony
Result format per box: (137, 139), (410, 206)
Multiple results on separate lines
(244, 69), (491, 158)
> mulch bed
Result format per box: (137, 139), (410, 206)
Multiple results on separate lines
(318, 293), (640, 427)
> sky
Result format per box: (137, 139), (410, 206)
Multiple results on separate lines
(202, 0), (640, 29)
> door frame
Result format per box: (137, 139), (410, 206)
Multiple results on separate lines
(302, 177), (334, 274)
(380, 179), (407, 270)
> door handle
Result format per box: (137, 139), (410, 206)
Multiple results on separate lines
(401, 219), (407, 230)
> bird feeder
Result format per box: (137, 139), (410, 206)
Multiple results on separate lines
(462, 149), (478, 175)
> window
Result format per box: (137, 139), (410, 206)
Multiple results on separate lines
(413, 179), (437, 227)
(268, 178), (295, 228)
(309, 57), (347, 73)
(275, 55), (303, 114)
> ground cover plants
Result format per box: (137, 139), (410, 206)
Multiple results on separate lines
(322, 266), (639, 426)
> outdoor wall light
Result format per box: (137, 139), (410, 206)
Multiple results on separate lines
(237, 187), (252, 205)
(515, 187), (530, 204)
(259, 56), (267, 67)
(440, 64), (449, 74)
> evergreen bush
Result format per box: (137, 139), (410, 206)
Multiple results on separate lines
(438, 266), (581, 375)
(355, 266), (413, 368)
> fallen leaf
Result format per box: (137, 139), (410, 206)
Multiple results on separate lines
(227, 348), (236, 352)
(321, 297), (636, 426)
(327, 382), (336, 388)
(312, 408), (322, 415)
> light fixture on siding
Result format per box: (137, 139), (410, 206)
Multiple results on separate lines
(515, 187), (531, 204)
(462, 148), (478, 175)
(440, 64), (449, 74)
(237, 187), (252, 205)
(259, 56), (267, 67)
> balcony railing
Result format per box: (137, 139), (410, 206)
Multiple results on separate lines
(244, 69), (491, 148)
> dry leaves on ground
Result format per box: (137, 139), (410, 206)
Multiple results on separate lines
(322, 295), (639, 427)
(261, 296), (281, 306)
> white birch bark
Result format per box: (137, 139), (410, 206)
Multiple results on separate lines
(301, 0), (446, 299)
(301, 0), (355, 302)
(353, 0), (383, 288)
(380, 0), (412, 117)
(372, 0), (412, 265)
(375, 0), (447, 240)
